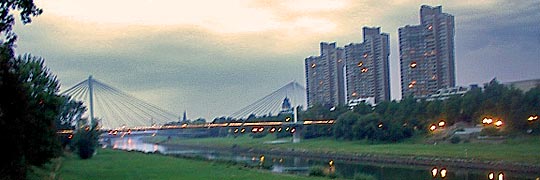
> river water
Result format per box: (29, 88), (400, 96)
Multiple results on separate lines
(103, 135), (537, 180)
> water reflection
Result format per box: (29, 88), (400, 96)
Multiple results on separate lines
(106, 136), (166, 153)
(102, 136), (536, 180)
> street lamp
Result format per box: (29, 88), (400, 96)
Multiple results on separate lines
(482, 117), (493, 125)
(429, 124), (437, 131)
(528, 115), (538, 122)
(495, 120), (503, 127)
(438, 120), (446, 127)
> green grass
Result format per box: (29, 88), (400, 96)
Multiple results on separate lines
(148, 135), (540, 164)
(59, 149), (325, 180)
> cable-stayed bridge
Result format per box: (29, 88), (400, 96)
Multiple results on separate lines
(61, 76), (314, 130)
(61, 76), (178, 129)
(230, 81), (306, 119)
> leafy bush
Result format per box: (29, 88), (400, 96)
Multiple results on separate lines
(308, 166), (325, 177)
(450, 136), (461, 144)
(73, 122), (99, 159)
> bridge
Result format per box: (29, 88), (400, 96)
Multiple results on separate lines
(61, 76), (334, 142)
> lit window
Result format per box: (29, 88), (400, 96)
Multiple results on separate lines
(363, 53), (368, 58)
(410, 62), (417, 68)
(352, 92), (357, 97)
(361, 68), (368, 73)
(428, 25), (433, 30)
(338, 59), (342, 63)
(408, 81), (415, 88)
(357, 61), (363, 67)
(311, 63), (316, 68)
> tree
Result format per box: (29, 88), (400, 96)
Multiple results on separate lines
(1, 0), (42, 44)
(461, 87), (482, 122)
(15, 55), (65, 166)
(0, 44), (31, 178)
(333, 111), (360, 140)
(73, 119), (100, 159)
(1, 52), (77, 178)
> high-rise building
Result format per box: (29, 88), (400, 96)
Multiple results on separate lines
(345, 27), (390, 104)
(399, 5), (455, 99)
(305, 42), (345, 108)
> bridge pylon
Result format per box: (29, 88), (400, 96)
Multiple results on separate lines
(292, 105), (300, 143)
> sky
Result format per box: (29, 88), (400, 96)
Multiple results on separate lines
(13, 0), (540, 121)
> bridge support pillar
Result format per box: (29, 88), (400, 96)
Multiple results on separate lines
(293, 133), (300, 143)
(292, 126), (301, 143)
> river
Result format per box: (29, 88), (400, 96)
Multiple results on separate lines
(102, 135), (538, 180)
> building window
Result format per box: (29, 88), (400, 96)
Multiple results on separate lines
(361, 68), (368, 73)
(410, 62), (417, 68)
(357, 61), (363, 67)
(311, 63), (316, 68)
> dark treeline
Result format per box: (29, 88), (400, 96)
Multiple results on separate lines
(1, 1), (93, 179)
(300, 79), (540, 142)
(195, 78), (539, 142)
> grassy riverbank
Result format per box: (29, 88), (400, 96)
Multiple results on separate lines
(58, 149), (324, 180)
(148, 135), (540, 164)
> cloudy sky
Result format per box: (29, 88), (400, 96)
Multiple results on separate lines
(13, 0), (540, 121)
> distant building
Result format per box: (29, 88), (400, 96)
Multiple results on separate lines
(305, 42), (346, 108)
(348, 97), (376, 109)
(182, 110), (188, 122)
(504, 79), (540, 92)
(345, 27), (390, 104)
(399, 5), (455, 99)
(426, 86), (470, 101)
(280, 97), (293, 114)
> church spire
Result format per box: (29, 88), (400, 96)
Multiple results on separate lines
(182, 110), (187, 122)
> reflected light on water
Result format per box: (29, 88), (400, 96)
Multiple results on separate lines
(431, 167), (438, 178)
(440, 168), (447, 178)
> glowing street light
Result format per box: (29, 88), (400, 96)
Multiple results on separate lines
(498, 172), (504, 180)
(329, 160), (334, 167)
(438, 120), (446, 127)
(495, 120), (503, 127)
(285, 117), (291, 122)
(429, 124), (437, 131)
(528, 115), (538, 122)
(482, 117), (493, 125)
(269, 127), (276, 133)
(378, 123), (383, 128)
